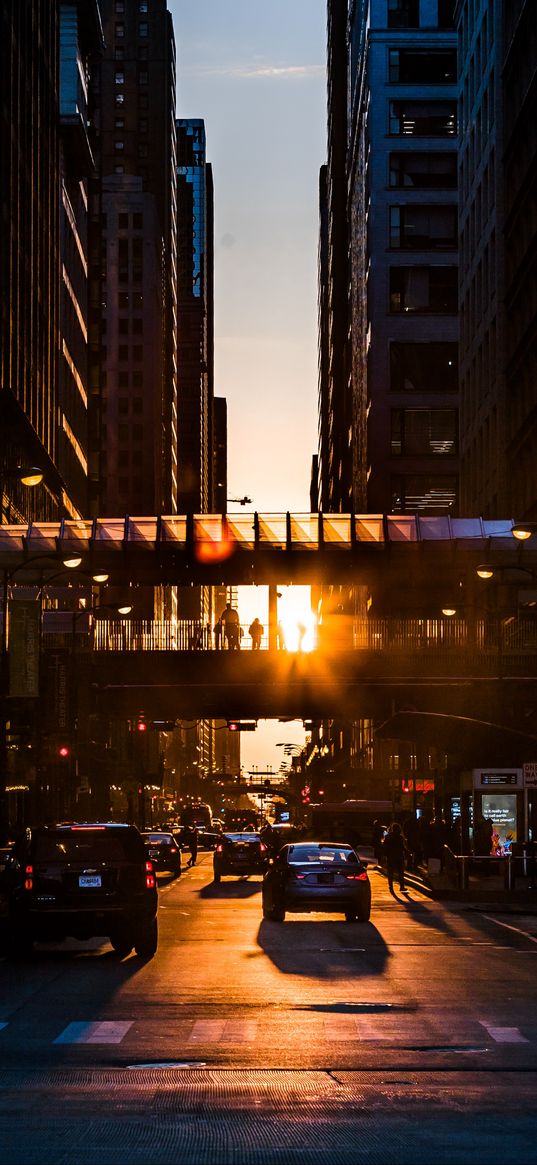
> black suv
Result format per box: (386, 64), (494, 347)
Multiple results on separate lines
(8, 823), (158, 958)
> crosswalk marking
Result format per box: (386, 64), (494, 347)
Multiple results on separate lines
(188, 1020), (226, 1043)
(54, 1021), (133, 1045)
(480, 1022), (529, 1044)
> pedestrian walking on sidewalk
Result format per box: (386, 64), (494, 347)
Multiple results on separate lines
(382, 822), (407, 894)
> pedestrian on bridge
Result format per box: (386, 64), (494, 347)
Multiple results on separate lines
(221, 603), (240, 650)
(248, 617), (264, 650)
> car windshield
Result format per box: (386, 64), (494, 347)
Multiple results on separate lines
(224, 833), (261, 842)
(144, 834), (172, 844)
(287, 844), (358, 865)
(33, 829), (142, 862)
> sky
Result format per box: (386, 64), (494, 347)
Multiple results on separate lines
(169, 0), (326, 513)
(168, 1), (327, 776)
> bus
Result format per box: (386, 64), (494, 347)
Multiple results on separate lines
(308, 800), (394, 849)
(180, 802), (212, 830)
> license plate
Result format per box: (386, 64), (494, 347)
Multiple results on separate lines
(79, 875), (101, 888)
(149, 850), (160, 859)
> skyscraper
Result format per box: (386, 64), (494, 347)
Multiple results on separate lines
(1, 0), (102, 523)
(347, 0), (459, 520)
(89, 0), (177, 518)
(176, 119), (214, 515)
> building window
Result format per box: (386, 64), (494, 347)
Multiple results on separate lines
(138, 70), (148, 85)
(133, 213), (143, 230)
(114, 140), (125, 152)
(389, 266), (458, 313)
(115, 47), (124, 60)
(138, 119), (148, 134)
(387, 0), (419, 28)
(115, 23), (125, 38)
(118, 372), (129, 388)
(118, 478), (129, 495)
(115, 94), (125, 106)
(390, 342), (458, 392)
(139, 24), (148, 38)
(391, 475), (458, 514)
(437, 0), (456, 28)
(132, 317), (143, 334)
(115, 1), (125, 11)
(389, 152), (457, 189)
(389, 205), (457, 249)
(118, 345), (129, 362)
(114, 72), (125, 86)
(133, 424), (143, 441)
(389, 101), (457, 136)
(138, 143), (148, 158)
(133, 397), (143, 413)
(119, 293), (129, 308)
(119, 213), (129, 229)
(119, 318), (129, 335)
(115, 118), (125, 130)
(139, 94), (148, 110)
(114, 166), (124, 174)
(118, 451), (129, 468)
(138, 45), (148, 60)
(391, 409), (458, 456)
(118, 398), (129, 415)
(133, 345), (143, 362)
(139, 1), (148, 10)
(388, 49), (456, 84)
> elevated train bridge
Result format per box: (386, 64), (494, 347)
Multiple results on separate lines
(2, 513), (537, 756)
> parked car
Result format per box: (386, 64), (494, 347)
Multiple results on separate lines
(260, 822), (304, 856)
(8, 823), (158, 957)
(262, 841), (371, 922)
(213, 832), (270, 882)
(141, 831), (182, 875)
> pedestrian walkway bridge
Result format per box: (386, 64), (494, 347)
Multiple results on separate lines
(1, 513), (534, 586)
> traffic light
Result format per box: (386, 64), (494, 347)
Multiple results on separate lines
(58, 745), (70, 759)
(136, 718), (147, 733)
(227, 720), (257, 732)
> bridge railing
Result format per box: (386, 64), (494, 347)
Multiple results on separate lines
(39, 614), (537, 669)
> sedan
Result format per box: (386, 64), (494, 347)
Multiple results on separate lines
(262, 841), (371, 922)
(142, 831), (181, 876)
(213, 833), (270, 882)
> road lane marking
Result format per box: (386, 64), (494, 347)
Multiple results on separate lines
(222, 1020), (258, 1043)
(188, 1020), (225, 1043)
(54, 1021), (133, 1045)
(482, 915), (537, 945)
(479, 1022), (529, 1043)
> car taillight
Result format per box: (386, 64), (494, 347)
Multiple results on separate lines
(293, 872), (305, 880)
(259, 842), (267, 853)
(145, 860), (156, 889)
(345, 872), (368, 881)
(170, 847), (177, 854)
(24, 864), (33, 890)
(216, 843), (224, 853)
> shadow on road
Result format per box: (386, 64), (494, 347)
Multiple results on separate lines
(256, 918), (390, 978)
(199, 879), (262, 899)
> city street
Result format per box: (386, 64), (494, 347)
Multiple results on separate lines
(1, 858), (536, 1163)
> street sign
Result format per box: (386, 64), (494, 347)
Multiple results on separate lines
(523, 762), (537, 787)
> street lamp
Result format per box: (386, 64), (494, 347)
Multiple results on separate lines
(0, 464), (44, 523)
(512, 522), (537, 542)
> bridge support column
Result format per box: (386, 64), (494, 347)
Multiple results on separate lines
(268, 585), (278, 652)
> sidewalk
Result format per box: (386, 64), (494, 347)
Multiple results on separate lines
(375, 861), (537, 910)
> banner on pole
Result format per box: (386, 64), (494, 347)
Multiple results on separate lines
(9, 600), (40, 697)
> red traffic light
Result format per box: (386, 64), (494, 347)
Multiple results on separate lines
(137, 720), (147, 733)
(58, 746), (70, 758)
(227, 720), (257, 732)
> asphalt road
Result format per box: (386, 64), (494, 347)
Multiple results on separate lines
(1, 855), (537, 1163)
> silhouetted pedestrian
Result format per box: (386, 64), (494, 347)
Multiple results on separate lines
(221, 603), (240, 650)
(382, 822), (407, 894)
(214, 617), (223, 649)
(249, 617), (264, 650)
